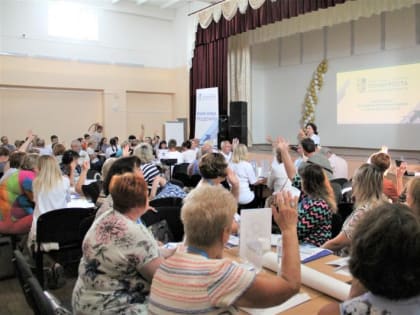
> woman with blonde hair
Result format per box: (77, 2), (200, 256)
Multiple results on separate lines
(149, 185), (300, 314)
(322, 163), (386, 255)
(27, 155), (71, 247)
(230, 144), (263, 209)
(134, 142), (160, 188)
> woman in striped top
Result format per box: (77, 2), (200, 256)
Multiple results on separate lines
(149, 185), (301, 315)
(134, 142), (160, 188)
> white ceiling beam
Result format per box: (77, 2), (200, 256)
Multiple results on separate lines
(111, 0), (120, 3)
(136, 0), (149, 5)
(161, 0), (181, 9)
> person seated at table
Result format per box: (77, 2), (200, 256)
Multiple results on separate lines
(187, 140), (213, 176)
(59, 150), (88, 195)
(0, 151), (26, 184)
(72, 173), (164, 314)
(148, 185), (301, 314)
(297, 164), (336, 247)
(164, 139), (183, 164)
(134, 142), (160, 188)
(197, 152), (239, 201)
(230, 144), (264, 209)
(0, 153), (38, 234)
(27, 155), (71, 250)
(95, 156), (142, 219)
(266, 146), (292, 195)
(322, 164), (386, 256)
(406, 177), (420, 218)
(369, 152), (404, 203)
(318, 203), (420, 315)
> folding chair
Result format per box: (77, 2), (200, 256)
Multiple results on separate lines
(141, 206), (184, 242)
(35, 207), (95, 288)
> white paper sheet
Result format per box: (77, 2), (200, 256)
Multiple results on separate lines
(262, 252), (351, 301)
(241, 293), (311, 315)
(240, 208), (272, 271)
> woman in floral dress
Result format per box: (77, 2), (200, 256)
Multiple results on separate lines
(72, 173), (163, 314)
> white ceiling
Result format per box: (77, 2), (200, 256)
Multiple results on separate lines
(111, 0), (219, 9)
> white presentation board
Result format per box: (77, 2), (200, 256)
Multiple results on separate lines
(165, 121), (184, 146)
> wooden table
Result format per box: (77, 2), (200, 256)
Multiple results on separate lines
(224, 247), (352, 315)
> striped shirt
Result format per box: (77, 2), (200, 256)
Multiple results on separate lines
(148, 251), (256, 315)
(141, 163), (160, 187)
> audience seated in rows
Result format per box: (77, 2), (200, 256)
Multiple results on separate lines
(319, 203), (420, 315)
(148, 186), (301, 314)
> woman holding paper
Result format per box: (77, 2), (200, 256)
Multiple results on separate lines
(318, 203), (420, 315)
(322, 164), (386, 256)
(148, 185), (301, 314)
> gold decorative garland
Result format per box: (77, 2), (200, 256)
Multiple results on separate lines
(302, 59), (328, 125)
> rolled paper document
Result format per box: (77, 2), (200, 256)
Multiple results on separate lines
(262, 252), (351, 301)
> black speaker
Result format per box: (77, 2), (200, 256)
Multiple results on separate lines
(229, 125), (247, 145)
(229, 101), (247, 126)
(218, 115), (229, 144)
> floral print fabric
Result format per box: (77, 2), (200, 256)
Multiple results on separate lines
(72, 209), (160, 314)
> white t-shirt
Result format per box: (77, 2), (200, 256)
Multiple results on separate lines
(310, 134), (320, 146)
(28, 176), (71, 246)
(267, 162), (292, 193)
(182, 149), (197, 164)
(229, 161), (258, 205)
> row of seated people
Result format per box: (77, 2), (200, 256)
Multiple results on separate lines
(72, 165), (420, 314)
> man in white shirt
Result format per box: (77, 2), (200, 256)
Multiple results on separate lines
(71, 139), (90, 164)
(220, 140), (232, 162)
(320, 147), (348, 179)
(165, 139), (183, 164)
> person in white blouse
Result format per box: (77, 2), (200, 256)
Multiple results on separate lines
(267, 147), (293, 193)
(229, 144), (263, 209)
(165, 139), (183, 164)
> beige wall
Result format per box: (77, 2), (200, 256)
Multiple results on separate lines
(0, 55), (189, 144)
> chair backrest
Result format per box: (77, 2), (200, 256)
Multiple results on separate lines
(141, 206), (184, 242)
(79, 214), (96, 240)
(13, 250), (38, 313)
(27, 277), (57, 315)
(86, 169), (101, 180)
(330, 177), (349, 188)
(331, 213), (344, 238)
(172, 163), (189, 176)
(337, 202), (354, 222)
(82, 181), (102, 204)
(172, 172), (191, 187)
(150, 197), (183, 208)
(36, 208), (96, 248)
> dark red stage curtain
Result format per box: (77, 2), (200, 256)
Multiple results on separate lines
(189, 0), (350, 138)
